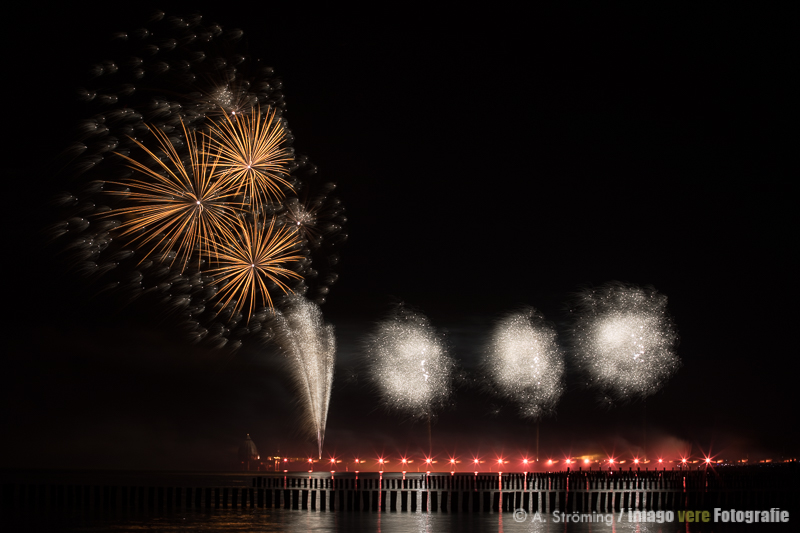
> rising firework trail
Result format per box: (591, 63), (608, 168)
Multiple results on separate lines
(365, 305), (455, 421)
(486, 307), (565, 420)
(570, 282), (680, 401)
(275, 296), (335, 459)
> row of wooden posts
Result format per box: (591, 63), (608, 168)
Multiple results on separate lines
(2, 469), (796, 513)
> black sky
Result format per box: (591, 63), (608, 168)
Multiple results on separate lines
(3, 4), (796, 469)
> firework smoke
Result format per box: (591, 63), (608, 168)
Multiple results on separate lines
(365, 306), (455, 420)
(571, 282), (680, 401)
(486, 308), (565, 420)
(275, 296), (335, 459)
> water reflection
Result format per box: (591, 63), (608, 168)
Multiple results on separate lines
(9, 507), (795, 533)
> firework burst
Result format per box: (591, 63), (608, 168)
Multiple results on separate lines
(279, 165), (347, 304)
(486, 308), (565, 420)
(102, 122), (241, 272)
(52, 11), (346, 349)
(275, 296), (335, 459)
(206, 216), (303, 319)
(570, 282), (680, 401)
(365, 305), (455, 420)
(207, 106), (294, 207)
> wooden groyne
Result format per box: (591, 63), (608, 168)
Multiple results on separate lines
(2, 467), (797, 513)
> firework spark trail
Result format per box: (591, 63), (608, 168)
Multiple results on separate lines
(365, 306), (455, 420)
(486, 308), (565, 420)
(275, 296), (335, 459)
(571, 282), (680, 401)
(104, 122), (241, 272)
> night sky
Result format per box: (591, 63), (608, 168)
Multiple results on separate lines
(3, 5), (796, 470)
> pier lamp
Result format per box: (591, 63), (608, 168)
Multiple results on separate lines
(495, 458), (504, 474)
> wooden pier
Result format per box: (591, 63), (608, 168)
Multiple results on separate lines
(2, 466), (797, 513)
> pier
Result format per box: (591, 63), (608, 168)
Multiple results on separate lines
(2, 466), (797, 514)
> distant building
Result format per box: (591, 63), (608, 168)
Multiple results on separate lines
(238, 434), (264, 471)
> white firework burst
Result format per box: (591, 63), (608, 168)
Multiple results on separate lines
(571, 283), (680, 400)
(365, 306), (455, 420)
(486, 308), (565, 420)
(275, 295), (335, 458)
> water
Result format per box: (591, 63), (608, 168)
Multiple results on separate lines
(7, 508), (793, 532)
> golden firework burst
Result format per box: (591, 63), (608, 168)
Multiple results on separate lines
(105, 123), (241, 272)
(207, 216), (303, 319)
(206, 106), (294, 207)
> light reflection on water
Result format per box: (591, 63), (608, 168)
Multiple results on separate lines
(11, 508), (790, 533)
